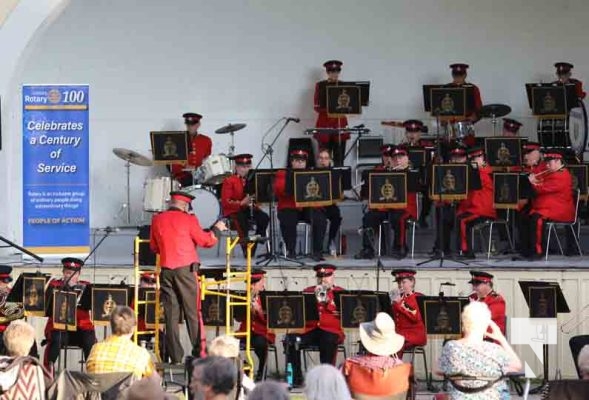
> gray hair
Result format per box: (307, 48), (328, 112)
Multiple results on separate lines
(3, 320), (35, 357)
(303, 364), (352, 400)
(462, 301), (491, 335)
(578, 345), (589, 378)
(192, 356), (236, 395)
(248, 380), (289, 400)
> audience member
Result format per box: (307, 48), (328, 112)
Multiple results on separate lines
(578, 344), (589, 380)
(127, 376), (176, 400)
(3, 320), (36, 357)
(208, 335), (255, 398)
(190, 356), (237, 400)
(86, 305), (155, 378)
(247, 380), (289, 400)
(343, 312), (411, 398)
(304, 364), (352, 400)
(438, 302), (522, 399)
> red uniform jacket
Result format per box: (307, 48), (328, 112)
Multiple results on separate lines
(274, 169), (298, 210)
(237, 295), (275, 343)
(531, 168), (575, 222)
(313, 81), (349, 144)
(553, 79), (586, 100)
(458, 164), (496, 219)
(469, 291), (506, 335)
(171, 133), (213, 182)
(44, 279), (94, 338)
(150, 208), (218, 268)
(447, 82), (482, 118)
(391, 292), (427, 347)
(303, 285), (345, 343)
(221, 174), (247, 217)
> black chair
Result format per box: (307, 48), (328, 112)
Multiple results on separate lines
(542, 379), (589, 399)
(301, 344), (347, 372)
(404, 346), (434, 391)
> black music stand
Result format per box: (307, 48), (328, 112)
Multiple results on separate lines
(519, 281), (569, 393)
(337, 291), (381, 329)
(150, 131), (189, 165)
(90, 284), (130, 326)
(8, 272), (50, 317)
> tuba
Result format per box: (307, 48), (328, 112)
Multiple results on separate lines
(0, 287), (24, 324)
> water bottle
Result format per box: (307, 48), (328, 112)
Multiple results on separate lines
(286, 362), (293, 389)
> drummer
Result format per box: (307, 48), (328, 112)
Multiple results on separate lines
(447, 63), (483, 122)
(554, 62), (586, 100)
(220, 153), (270, 257)
(170, 112), (213, 187)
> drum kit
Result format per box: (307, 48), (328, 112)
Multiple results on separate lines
(112, 122), (247, 226)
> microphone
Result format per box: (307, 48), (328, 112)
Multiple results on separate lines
(105, 226), (120, 233)
(286, 117), (300, 123)
(441, 282), (456, 286)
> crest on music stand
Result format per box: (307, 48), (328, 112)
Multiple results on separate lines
(202, 294), (227, 327)
(485, 137), (522, 167)
(339, 293), (380, 329)
(327, 86), (362, 116)
(15, 274), (49, 317)
(429, 164), (469, 200)
(265, 295), (305, 330)
(430, 87), (466, 117)
(91, 286), (129, 326)
(368, 172), (407, 209)
(417, 296), (469, 338)
(53, 291), (78, 332)
(493, 172), (520, 209)
(150, 131), (189, 164)
(293, 170), (333, 207)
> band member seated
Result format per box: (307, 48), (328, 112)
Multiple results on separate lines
(554, 62), (586, 100)
(170, 112), (213, 187)
(519, 151), (574, 260)
(150, 191), (227, 362)
(274, 149), (327, 261)
(447, 63), (483, 122)
(43, 257), (97, 373)
(456, 147), (495, 259)
(221, 153), (270, 256)
(468, 271), (506, 336)
(316, 148), (342, 254)
(390, 269), (426, 354)
(402, 119), (433, 227)
(355, 146), (417, 260)
(502, 118), (523, 137)
(313, 60), (349, 167)
(286, 264), (344, 386)
(431, 147), (467, 256)
(522, 142), (545, 174)
(236, 269), (274, 381)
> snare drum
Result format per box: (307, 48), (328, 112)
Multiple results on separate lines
(184, 185), (221, 228)
(199, 154), (232, 185)
(144, 177), (180, 212)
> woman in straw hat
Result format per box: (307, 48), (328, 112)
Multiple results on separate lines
(343, 313), (412, 399)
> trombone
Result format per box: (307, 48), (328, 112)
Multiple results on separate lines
(560, 302), (589, 334)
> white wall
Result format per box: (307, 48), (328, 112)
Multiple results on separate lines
(3, 0), (589, 237)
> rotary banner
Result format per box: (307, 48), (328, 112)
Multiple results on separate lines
(22, 85), (90, 255)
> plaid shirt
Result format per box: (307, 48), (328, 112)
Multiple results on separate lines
(86, 335), (154, 378)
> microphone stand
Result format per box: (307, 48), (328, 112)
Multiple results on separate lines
(252, 118), (304, 266)
(57, 270), (79, 374)
(85, 227), (117, 266)
(0, 234), (43, 262)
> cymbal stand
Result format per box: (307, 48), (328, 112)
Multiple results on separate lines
(228, 132), (235, 156)
(490, 113), (499, 136)
(115, 160), (132, 225)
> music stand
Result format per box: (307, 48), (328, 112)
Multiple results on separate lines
(150, 131), (189, 165)
(493, 173), (520, 210)
(90, 284), (130, 326)
(484, 138), (523, 169)
(416, 295), (469, 338)
(519, 280), (569, 393)
(337, 291), (381, 329)
(8, 272), (50, 317)
(367, 172), (408, 210)
(568, 164), (589, 200)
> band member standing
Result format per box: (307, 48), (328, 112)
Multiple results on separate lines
(313, 60), (349, 166)
(274, 149), (327, 261)
(150, 191), (227, 362)
(221, 154), (270, 257)
(236, 269), (274, 381)
(286, 264), (344, 386)
(431, 146), (467, 256)
(390, 269), (426, 354)
(468, 271), (506, 336)
(554, 62), (586, 100)
(43, 258), (97, 372)
(502, 118), (523, 137)
(447, 63), (483, 122)
(456, 147), (495, 259)
(316, 148), (342, 254)
(355, 146), (417, 259)
(403, 119), (433, 228)
(519, 151), (574, 260)
(170, 113), (213, 187)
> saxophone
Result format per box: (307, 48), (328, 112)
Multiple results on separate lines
(0, 287), (24, 324)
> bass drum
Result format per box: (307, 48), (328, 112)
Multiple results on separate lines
(569, 102), (589, 158)
(184, 185), (221, 228)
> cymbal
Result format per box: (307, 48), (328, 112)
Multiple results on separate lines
(112, 148), (153, 167)
(215, 123), (246, 134)
(479, 104), (512, 119)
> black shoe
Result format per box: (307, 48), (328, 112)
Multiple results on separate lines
(354, 249), (374, 260)
(310, 253), (325, 262)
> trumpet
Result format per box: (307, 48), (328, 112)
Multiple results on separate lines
(560, 302), (589, 334)
(315, 284), (329, 303)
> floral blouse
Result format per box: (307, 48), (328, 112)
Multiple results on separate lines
(439, 340), (511, 400)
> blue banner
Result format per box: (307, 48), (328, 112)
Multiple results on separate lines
(22, 85), (90, 254)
